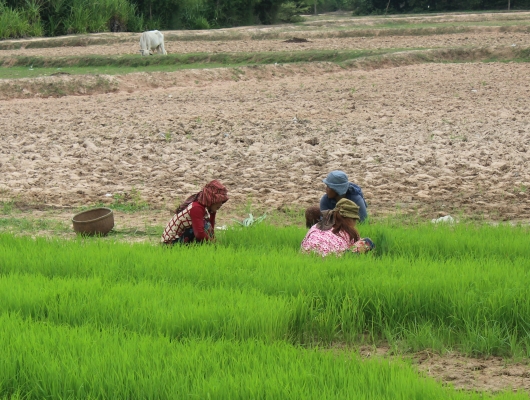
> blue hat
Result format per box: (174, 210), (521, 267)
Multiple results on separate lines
(323, 170), (349, 196)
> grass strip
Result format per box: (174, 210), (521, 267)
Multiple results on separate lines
(0, 216), (70, 233)
(1, 312), (526, 400)
(1, 222), (529, 357)
(0, 49), (387, 69)
(0, 275), (293, 342)
(0, 21), (529, 50)
(1, 46), (529, 82)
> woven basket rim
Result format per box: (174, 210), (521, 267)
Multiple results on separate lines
(72, 207), (113, 224)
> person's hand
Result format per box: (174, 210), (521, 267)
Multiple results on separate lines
(351, 240), (371, 254)
(206, 225), (215, 240)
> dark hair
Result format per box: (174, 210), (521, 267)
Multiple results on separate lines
(305, 206), (321, 228)
(332, 212), (360, 242)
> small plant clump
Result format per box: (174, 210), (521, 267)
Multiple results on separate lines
(233, 213), (267, 227)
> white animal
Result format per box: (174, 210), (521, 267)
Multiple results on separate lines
(139, 30), (167, 56)
(431, 215), (455, 224)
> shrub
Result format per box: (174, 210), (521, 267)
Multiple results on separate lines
(60, 0), (144, 34)
(64, 2), (90, 33)
(0, 1), (44, 39)
(276, 1), (309, 22)
(193, 16), (210, 29)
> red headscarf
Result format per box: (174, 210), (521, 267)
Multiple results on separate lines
(176, 180), (229, 214)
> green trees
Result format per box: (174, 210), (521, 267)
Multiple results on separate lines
(137, 0), (266, 29)
(0, 0), (528, 39)
(0, 0), (143, 38)
(0, 1), (44, 38)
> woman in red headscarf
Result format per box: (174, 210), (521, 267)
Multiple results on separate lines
(161, 180), (229, 245)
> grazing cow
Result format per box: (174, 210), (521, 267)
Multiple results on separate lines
(139, 30), (167, 56)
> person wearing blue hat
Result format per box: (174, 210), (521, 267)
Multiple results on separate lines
(305, 170), (368, 228)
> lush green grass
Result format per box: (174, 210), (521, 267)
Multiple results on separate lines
(6, 313), (527, 400)
(1, 221), (529, 398)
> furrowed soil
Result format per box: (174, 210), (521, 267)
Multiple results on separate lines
(1, 11), (530, 394)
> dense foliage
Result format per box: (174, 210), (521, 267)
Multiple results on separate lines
(0, 0), (143, 38)
(1, 0), (528, 39)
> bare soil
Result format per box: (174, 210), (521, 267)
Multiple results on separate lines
(1, 12), (530, 393)
(0, 30), (528, 57)
(1, 61), (529, 221)
(357, 345), (530, 394)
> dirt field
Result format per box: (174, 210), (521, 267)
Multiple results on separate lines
(1, 30), (529, 56)
(360, 345), (530, 394)
(1, 12), (530, 393)
(1, 51), (529, 221)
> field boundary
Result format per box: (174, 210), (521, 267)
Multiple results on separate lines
(0, 46), (528, 100)
(0, 23), (529, 50)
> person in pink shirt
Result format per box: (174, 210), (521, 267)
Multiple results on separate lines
(161, 180), (228, 245)
(301, 198), (374, 257)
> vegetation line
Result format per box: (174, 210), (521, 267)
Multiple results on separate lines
(0, 49), (388, 68)
(1, 46), (529, 71)
(0, 23), (528, 50)
(0, 46), (528, 99)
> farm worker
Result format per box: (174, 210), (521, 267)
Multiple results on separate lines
(305, 170), (368, 228)
(301, 198), (374, 257)
(161, 180), (228, 245)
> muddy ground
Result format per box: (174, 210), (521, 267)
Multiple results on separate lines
(1, 12), (530, 394)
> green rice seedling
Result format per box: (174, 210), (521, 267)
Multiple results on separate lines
(219, 223), (303, 250)
(361, 220), (529, 260)
(1, 219), (529, 357)
(0, 274), (293, 342)
(233, 213), (267, 227)
(1, 312), (527, 399)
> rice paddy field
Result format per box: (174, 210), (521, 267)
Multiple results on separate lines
(2, 9), (530, 398)
(1, 221), (530, 398)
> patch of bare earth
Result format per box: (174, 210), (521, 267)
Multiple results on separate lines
(355, 346), (530, 394)
(1, 30), (529, 57)
(1, 62), (529, 221)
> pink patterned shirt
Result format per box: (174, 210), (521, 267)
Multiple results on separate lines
(301, 225), (356, 257)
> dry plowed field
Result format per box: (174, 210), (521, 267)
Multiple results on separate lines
(1, 12), (530, 224)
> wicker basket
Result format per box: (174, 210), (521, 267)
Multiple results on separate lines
(72, 207), (114, 236)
